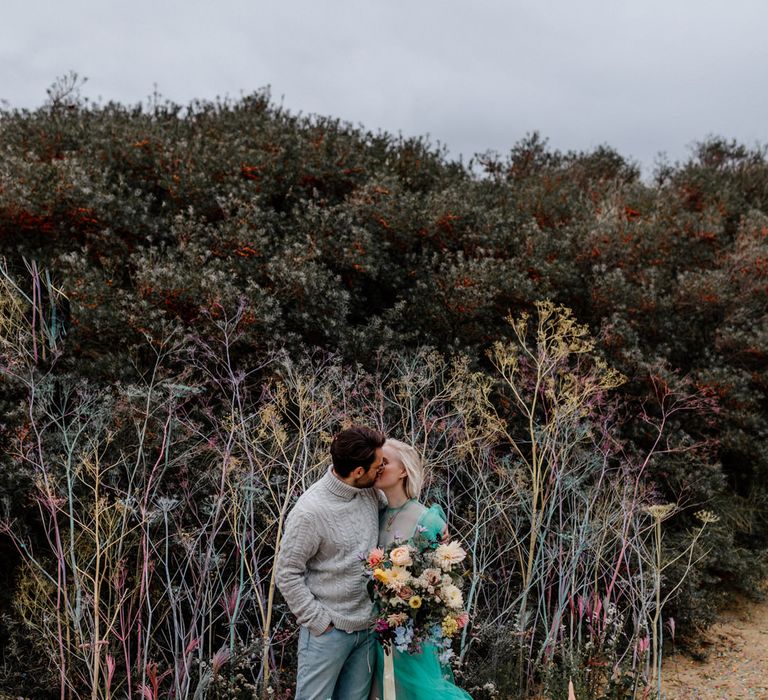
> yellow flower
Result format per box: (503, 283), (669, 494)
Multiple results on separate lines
(408, 595), (422, 609)
(442, 615), (459, 637)
(373, 568), (390, 585)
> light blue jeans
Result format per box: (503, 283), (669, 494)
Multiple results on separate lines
(295, 625), (376, 700)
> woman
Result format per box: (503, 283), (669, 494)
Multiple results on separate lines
(371, 438), (472, 699)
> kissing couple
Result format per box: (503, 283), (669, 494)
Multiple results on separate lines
(276, 426), (472, 699)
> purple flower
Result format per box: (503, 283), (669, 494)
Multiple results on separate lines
(375, 619), (390, 633)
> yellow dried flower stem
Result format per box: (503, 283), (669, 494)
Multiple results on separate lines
(694, 509), (720, 524)
(645, 503), (677, 521)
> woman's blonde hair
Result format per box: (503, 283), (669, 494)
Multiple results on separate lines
(385, 438), (423, 499)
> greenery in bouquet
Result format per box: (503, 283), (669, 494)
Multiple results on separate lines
(364, 531), (469, 662)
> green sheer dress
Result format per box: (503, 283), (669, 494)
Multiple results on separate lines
(371, 501), (472, 700)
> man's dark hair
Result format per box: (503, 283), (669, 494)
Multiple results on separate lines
(330, 426), (386, 477)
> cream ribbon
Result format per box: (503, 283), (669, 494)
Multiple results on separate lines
(383, 647), (396, 700)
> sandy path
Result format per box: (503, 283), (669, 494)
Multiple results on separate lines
(662, 590), (768, 699)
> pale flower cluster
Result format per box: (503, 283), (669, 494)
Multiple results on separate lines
(371, 543), (466, 613)
(432, 541), (467, 570)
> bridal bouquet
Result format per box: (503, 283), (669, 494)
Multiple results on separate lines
(363, 531), (470, 662)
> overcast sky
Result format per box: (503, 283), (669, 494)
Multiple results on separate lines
(2, 0), (766, 174)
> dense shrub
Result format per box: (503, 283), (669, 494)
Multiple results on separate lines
(1, 83), (766, 697)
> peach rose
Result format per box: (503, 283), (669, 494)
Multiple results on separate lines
(389, 545), (413, 568)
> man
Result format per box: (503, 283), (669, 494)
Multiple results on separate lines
(276, 425), (386, 700)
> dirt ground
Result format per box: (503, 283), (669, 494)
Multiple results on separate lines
(662, 589), (768, 699)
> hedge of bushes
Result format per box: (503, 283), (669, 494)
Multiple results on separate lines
(0, 82), (766, 698)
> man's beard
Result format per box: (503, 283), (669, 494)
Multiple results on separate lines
(356, 470), (378, 488)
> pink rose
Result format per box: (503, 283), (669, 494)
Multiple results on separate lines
(367, 548), (385, 567)
(398, 586), (415, 601)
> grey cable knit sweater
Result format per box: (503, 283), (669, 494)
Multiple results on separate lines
(275, 468), (382, 636)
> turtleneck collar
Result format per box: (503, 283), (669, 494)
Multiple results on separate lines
(322, 466), (369, 501)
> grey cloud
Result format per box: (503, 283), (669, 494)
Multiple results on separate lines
(2, 0), (766, 173)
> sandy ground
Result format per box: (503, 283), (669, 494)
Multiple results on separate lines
(662, 590), (768, 700)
